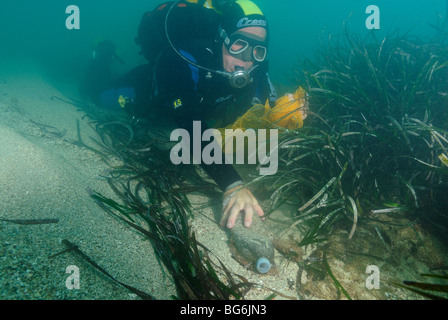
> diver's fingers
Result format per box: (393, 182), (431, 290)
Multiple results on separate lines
(243, 205), (254, 228)
(221, 197), (236, 227)
(220, 207), (230, 227)
(226, 203), (245, 229)
(254, 203), (265, 220)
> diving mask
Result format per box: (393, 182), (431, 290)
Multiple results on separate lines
(224, 31), (268, 63)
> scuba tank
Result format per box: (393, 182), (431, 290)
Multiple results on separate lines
(136, 0), (225, 63)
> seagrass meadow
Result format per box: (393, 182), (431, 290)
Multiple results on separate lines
(254, 28), (448, 299)
(80, 28), (448, 299)
(2, 1), (448, 301)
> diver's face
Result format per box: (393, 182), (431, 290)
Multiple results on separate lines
(222, 27), (267, 73)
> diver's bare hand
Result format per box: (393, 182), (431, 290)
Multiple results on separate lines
(221, 186), (264, 229)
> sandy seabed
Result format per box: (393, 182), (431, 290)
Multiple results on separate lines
(1, 58), (447, 301)
(0, 59), (175, 300)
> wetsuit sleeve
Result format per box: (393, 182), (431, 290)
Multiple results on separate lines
(253, 62), (278, 107)
(156, 50), (243, 191)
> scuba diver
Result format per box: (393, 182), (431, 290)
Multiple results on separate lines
(79, 39), (124, 105)
(93, 0), (278, 230)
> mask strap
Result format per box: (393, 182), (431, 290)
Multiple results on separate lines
(218, 26), (230, 46)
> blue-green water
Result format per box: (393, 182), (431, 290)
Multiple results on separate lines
(0, 0), (446, 84)
(1, 0), (448, 301)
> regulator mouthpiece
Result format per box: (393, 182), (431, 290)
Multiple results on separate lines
(229, 69), (253, 88)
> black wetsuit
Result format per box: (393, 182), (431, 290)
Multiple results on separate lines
(105, 3), (277, 191)
(130, 39), (276, 191)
